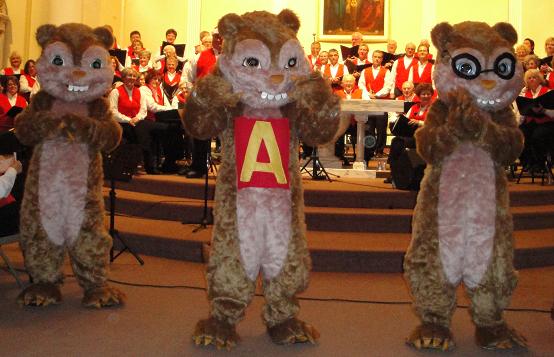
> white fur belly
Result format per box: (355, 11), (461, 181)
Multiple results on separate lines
(39, 138), (90, 246)
(438, 143), (495, 289)
(236, 187), (291, 281)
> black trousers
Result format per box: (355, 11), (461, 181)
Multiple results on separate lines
(0, 202), (19, 236)
(121, 120), (184, 169)
(190, 138), (211, 173)
(519, 121), (554, 167)
(365, 113), (388, 159)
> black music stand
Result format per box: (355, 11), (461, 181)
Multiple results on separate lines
(103, 143), (144, 265)
(300, 146), (336, 182)
(182, 140), (216, 233)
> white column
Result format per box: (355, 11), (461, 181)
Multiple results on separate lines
(185, 0), (201, 60)
(420, 0), (436, 42)
(508, 0), (523, 37)
(48, 0), (83, 25)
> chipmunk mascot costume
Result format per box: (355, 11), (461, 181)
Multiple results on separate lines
(404, 21), (527, 351)
(181, 10), (340, 350)
(14, 23), (125, 308)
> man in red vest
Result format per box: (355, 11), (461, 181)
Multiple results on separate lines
(390, 43), (417, 98)
(180, 30), (222, 178)
(358, 50), (394, 161)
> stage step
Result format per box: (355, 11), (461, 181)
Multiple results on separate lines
(107, 175), (554, 208)
(104, 187), (554, 232)
(107, 216), (554, 273)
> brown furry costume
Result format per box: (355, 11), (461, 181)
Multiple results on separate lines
(181, 10), (340, 349)
(14, 23), (125, 308)
(404, 21), (527, 350)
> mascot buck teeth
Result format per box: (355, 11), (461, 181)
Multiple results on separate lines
(15, 23), (125, 308)
(404, 21), (527, 351)
(181, 10), (341, 350)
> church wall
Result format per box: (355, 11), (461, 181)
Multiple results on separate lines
(2, 0), (554, 67)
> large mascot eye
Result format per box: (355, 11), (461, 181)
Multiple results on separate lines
(494, 53), (516, 79)
(285, 57), (297, 69)
(242, 57), (261, 68)
(91, 59), (103, 69)
(451, 53), (481, 79)
(52, 55), (64, 66)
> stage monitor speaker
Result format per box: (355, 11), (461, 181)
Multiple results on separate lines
(390, 148), (425, 191)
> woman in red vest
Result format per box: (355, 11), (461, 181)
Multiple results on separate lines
(0, 76), (28, 132)
(518, 69), (554, 170)
(108, 68), (168, 174)
(19, 60), (40, 101)
(0, 52), (22, 76)
(386, 83), (434, 185)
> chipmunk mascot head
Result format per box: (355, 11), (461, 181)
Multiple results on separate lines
(403, 21), (527, 351)
(181, 10), (340, 350)
(14, 23), (124, 308)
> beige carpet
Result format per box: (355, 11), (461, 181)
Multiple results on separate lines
(0, 243), (552, 356)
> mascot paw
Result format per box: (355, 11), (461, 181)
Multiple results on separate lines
(406, 323), (455, 351)
(17, 283), (62, 307)
(82, 285), (125, 308)
(475, 324), (528, 350)
(192, 317), (240, 350)
(267, 317), (320, 345)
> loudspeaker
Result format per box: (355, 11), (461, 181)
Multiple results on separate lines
(390, 148), (425, 191)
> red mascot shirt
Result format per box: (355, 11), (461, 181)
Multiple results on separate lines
(234, 117), (290, 190)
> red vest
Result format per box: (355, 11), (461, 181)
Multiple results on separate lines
(0, 94), (27, 132)
(523, 86), (554, 124)
(408, 103), (430, 122)
(2, 68), (16, 75)
(334, 88), (363, 99)
(164, 72), (181, 87)
(197, 48), (217, 79)
(23, 74), (36, 88)
(395, 56), (417, 89)
(146, 85), (164, 121)
(323, 63), (345, 80)
(307, 54), (321, 70)
(363, 66), (388, 92)
(412, 62), (433, 84)
(117, 85), (141, 118)
(0, 194), (15, 208)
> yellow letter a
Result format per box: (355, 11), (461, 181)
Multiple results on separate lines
(240, 121), (287, 184)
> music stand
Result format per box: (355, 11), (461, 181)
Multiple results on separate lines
(103, 143), (144, 265)
(182, 140), (216, 233)
(300, 146), (335, 182)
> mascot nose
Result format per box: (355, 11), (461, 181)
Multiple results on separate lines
(480, 79), (496, 90)
(73, 70), (87, 79)
(270, 74), (284, 85)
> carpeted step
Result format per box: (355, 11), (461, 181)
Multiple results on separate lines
(104, 187), (554, 233)
(107, 216), (554, 273)
(105, 175), (554, 208)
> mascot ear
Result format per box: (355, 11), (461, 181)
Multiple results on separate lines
(277, 9), (300, 34)
(431, 22), (454, 52)
(492, 22), (518, 46)
(36, 24), (57, 49)
(93, 26), (114, 49)
(218, 13), (244, 41)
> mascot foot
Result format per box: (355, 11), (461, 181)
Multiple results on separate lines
(267, 317), (320, 345)
(406, 323), (455, 351)
(17, 283), (62, 307)
(192, 317), (240, 350)
(82, 285), (125, 308)
(475, 324), (527, 350)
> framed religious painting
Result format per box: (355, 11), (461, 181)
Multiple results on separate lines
(318, 0), (389, 42)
